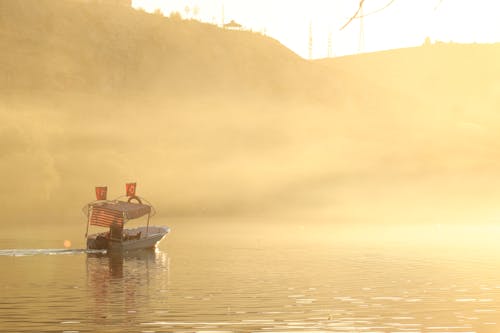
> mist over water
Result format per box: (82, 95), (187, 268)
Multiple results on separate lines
(2, 0), (500, 226)
(3, 89), (500, 226)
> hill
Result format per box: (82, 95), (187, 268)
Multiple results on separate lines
(318, 44), (500, 174)
(0, 0), (332, 99)
(2, 0), (500, 228)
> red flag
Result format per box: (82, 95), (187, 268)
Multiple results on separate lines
(126, 182), (136, 197)
(95, 186), (107, 200)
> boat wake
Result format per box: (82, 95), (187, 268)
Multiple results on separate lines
(0, 248), (106, 256)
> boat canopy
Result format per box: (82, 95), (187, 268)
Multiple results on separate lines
(89, 200), (151, 228)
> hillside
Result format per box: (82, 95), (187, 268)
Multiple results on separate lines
(2, 0), (500, 227)
(319, 43), (500, 111)
(318, 44), (500, 173)
(0, 0), (330, 99)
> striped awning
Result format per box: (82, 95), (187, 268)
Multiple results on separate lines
(90, 206), (124, 227)
(89, 201), (151, 228)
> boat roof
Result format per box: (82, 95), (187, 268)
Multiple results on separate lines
(88, 200), (151, 228)
(92, 200), (151, 218)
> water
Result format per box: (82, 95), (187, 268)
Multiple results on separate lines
(1, 220), (500, 332)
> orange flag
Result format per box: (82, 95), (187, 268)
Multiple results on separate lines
(95, 186), (107, 200)
(126, 182), (136, 197)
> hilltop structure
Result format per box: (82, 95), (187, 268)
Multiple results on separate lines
(223, 20), (242, 30)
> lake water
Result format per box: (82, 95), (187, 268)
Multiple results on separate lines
(2, 220), (500, 332)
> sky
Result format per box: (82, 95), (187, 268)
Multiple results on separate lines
(132, 0), (500, 59)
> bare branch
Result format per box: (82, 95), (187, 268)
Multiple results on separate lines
(340, 0), (445, 31)
(434, 0), (444, 11)
(359, 0), (397, 17)
(340, 0), (365, 31)
(339, 0), (397, 30)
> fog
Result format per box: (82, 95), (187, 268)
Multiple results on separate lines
(2, 0), (500, 232)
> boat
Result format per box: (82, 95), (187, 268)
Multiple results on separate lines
(84, 183), (170, 251)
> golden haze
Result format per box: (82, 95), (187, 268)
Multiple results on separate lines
(1, 0), (500, 228)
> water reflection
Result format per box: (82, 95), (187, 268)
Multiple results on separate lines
(86, 249), (170, 327)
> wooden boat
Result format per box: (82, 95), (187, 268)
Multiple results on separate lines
(84, 184), (170, 251)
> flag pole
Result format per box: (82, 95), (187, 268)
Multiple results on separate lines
(85, 205), (91, 238)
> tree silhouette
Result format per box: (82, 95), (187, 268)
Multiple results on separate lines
(193, 5), (200, 20)
(169, 11), (182, 21)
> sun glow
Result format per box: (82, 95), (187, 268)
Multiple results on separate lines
(132, 0), (500, 58)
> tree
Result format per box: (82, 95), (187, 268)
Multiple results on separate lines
(192, 5), (200, 20)
(169, 11), (182, 21)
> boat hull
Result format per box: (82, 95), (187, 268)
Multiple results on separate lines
(87, 226), (170, 251)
